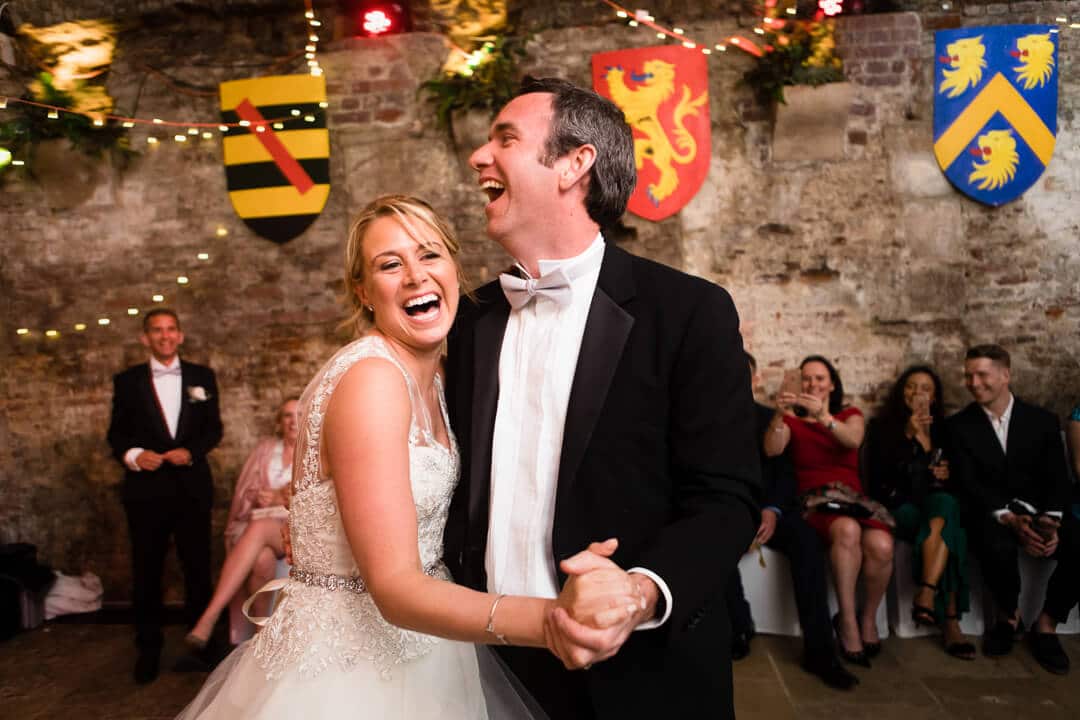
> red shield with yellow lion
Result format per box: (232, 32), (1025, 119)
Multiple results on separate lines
(592, 45), (711, 222)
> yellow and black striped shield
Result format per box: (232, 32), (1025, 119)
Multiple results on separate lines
(220, 74), (330, 243)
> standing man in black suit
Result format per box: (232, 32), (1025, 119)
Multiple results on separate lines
(107, 308), (223, 684)
(444, 77), (760, 719)
(725, 354), (856, 688)
(948, 343), (1079, 674)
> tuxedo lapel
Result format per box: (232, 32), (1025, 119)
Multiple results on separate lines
(556, 246), (635, 500)
(139, 364), (173, 444)
(1004, 399), (1029, 466)
(967, 404), (1006, 463)
(468, 297), (510, 529)
(175, 363), (193, 442)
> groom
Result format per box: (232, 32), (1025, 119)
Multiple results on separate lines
(444, 77), (760, 719)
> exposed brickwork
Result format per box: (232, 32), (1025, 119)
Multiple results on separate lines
(2, 6), (1079, 607)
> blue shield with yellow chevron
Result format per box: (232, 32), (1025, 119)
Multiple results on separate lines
(933, 25), (1058, 206)
(220, 75), (330, 243)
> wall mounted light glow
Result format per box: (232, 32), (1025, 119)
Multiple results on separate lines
(0, 147), (10, 169)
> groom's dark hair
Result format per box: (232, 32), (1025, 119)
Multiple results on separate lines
(515, 76), (636, 228)
(143, 307), (181, 332)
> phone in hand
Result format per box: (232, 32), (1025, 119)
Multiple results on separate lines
(912, 391), (931, 418)
(779, 368), (802, 397)
(928, 448), (944, 466)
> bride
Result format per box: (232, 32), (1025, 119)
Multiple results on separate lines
(177, 195), (640, 719)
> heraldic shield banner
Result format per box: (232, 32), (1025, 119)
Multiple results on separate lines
(934, 25), (1058, 207)
(220, 74), (330, 243)
(592, 45), (710, 222)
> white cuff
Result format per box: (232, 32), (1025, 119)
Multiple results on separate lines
(993, 508), (1009, 523)
(627, 567), (672, 630)
(124, 448), (144, 471)
(1045, 511), (1064, 518)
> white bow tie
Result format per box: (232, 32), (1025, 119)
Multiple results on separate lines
(499, 268), (573, 310)
(153, 366), (181, 378)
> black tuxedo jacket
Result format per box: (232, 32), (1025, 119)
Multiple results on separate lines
(106, 361), (223, 507)
(947, 397), (1070, 520)
(444, 244), (760, 716)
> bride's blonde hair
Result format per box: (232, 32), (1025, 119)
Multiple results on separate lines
(341, 195), (466, 337)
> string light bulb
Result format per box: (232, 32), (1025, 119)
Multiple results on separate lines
(177, 276), (189, 285)
(16, 328), (29, 335)
(0, 97), (7, 109)
(152, 294), (165, 302)
(74, 323), (87, 331)
(147, 137), (159, 144)
(215, 226), (228, 237)
(127, 308), (139, 315)
(45, 330), (59, 338)
(197, 252), (210, 260)
(98, 318), (110, 326)
(47, 110), (59, 119)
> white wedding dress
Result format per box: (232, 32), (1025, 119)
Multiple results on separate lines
(178, 336), (493, 719)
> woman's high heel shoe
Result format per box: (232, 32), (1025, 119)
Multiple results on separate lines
(832, 613), (871, 668)
(184, 631), (209, 651)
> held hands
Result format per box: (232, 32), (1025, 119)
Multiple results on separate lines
(1005, 513), (1059, 558)
(162, 448), (193, 466)
(930, 459), (950, 482)
(796, 393), (827, 421)
(544, 539), (655, 670)
(135, 450), (165, 471)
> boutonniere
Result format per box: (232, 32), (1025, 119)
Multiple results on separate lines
(187, 386), (211, 403)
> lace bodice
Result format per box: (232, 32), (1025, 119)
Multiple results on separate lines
(252, 336), (459, 679)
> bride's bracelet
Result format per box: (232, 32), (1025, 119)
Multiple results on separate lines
(485, 594), (510, 645)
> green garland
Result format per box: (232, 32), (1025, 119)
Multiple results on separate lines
(419, 36), (526, 141)
(0, 73), (133, 172)
(742, 19), (844, 106)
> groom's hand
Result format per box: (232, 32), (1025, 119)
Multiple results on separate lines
(544, 540), (655, 670)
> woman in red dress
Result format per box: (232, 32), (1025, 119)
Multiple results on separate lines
(764, 356), (894, 668)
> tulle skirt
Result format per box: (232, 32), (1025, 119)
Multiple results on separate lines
(177, 636), (489, 720)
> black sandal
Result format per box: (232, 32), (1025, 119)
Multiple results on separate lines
(911, 581), (938, 628)
(942, 612), (976, 661)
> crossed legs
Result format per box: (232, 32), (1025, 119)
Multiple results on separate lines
(188, 518), (285, 644)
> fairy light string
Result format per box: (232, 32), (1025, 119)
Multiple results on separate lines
(8, 4), (325, 340)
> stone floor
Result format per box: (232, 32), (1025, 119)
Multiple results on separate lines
(2, 623), (1079, 719)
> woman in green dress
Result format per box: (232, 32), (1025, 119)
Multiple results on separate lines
(864, 365), (975, 660)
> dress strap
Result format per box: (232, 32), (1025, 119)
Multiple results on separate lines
(241, 577), (290, 627)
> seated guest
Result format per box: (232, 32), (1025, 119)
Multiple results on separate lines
(765, 355), (894, 668)
(725, 354), (857, 688)
(948, 344), (1080, 674)
(864, 366), (974, 660)
(185, 397), (298, 648)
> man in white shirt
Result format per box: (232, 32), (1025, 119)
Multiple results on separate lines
(107, 309), (223, 684)
(948, 343), (1078, 674)
(444, 77), (760, 719)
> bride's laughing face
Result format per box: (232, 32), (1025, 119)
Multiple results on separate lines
(358, 215), (460, 353)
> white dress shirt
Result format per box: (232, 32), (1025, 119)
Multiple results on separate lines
(985, 393), (1062, 521)
(124, 356), (182, 471)
(486, 234), (672, 629)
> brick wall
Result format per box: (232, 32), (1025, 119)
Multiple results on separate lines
(2, 4), (1079, 602)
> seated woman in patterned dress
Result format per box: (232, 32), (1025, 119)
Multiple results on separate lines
(764, 355), (894, 669)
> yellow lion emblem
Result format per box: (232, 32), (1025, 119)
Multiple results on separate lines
(968, 129), (1019, 191)
(603, 61), (707, 206)
(1012, 33), (1055, 90)
(939, 36), (986, 99)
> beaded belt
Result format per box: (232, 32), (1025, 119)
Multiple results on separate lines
(288, 561), (447, 597)
(290, 568), (367, 594)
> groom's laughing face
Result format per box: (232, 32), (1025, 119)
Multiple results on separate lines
(468, 92), (563, 253)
